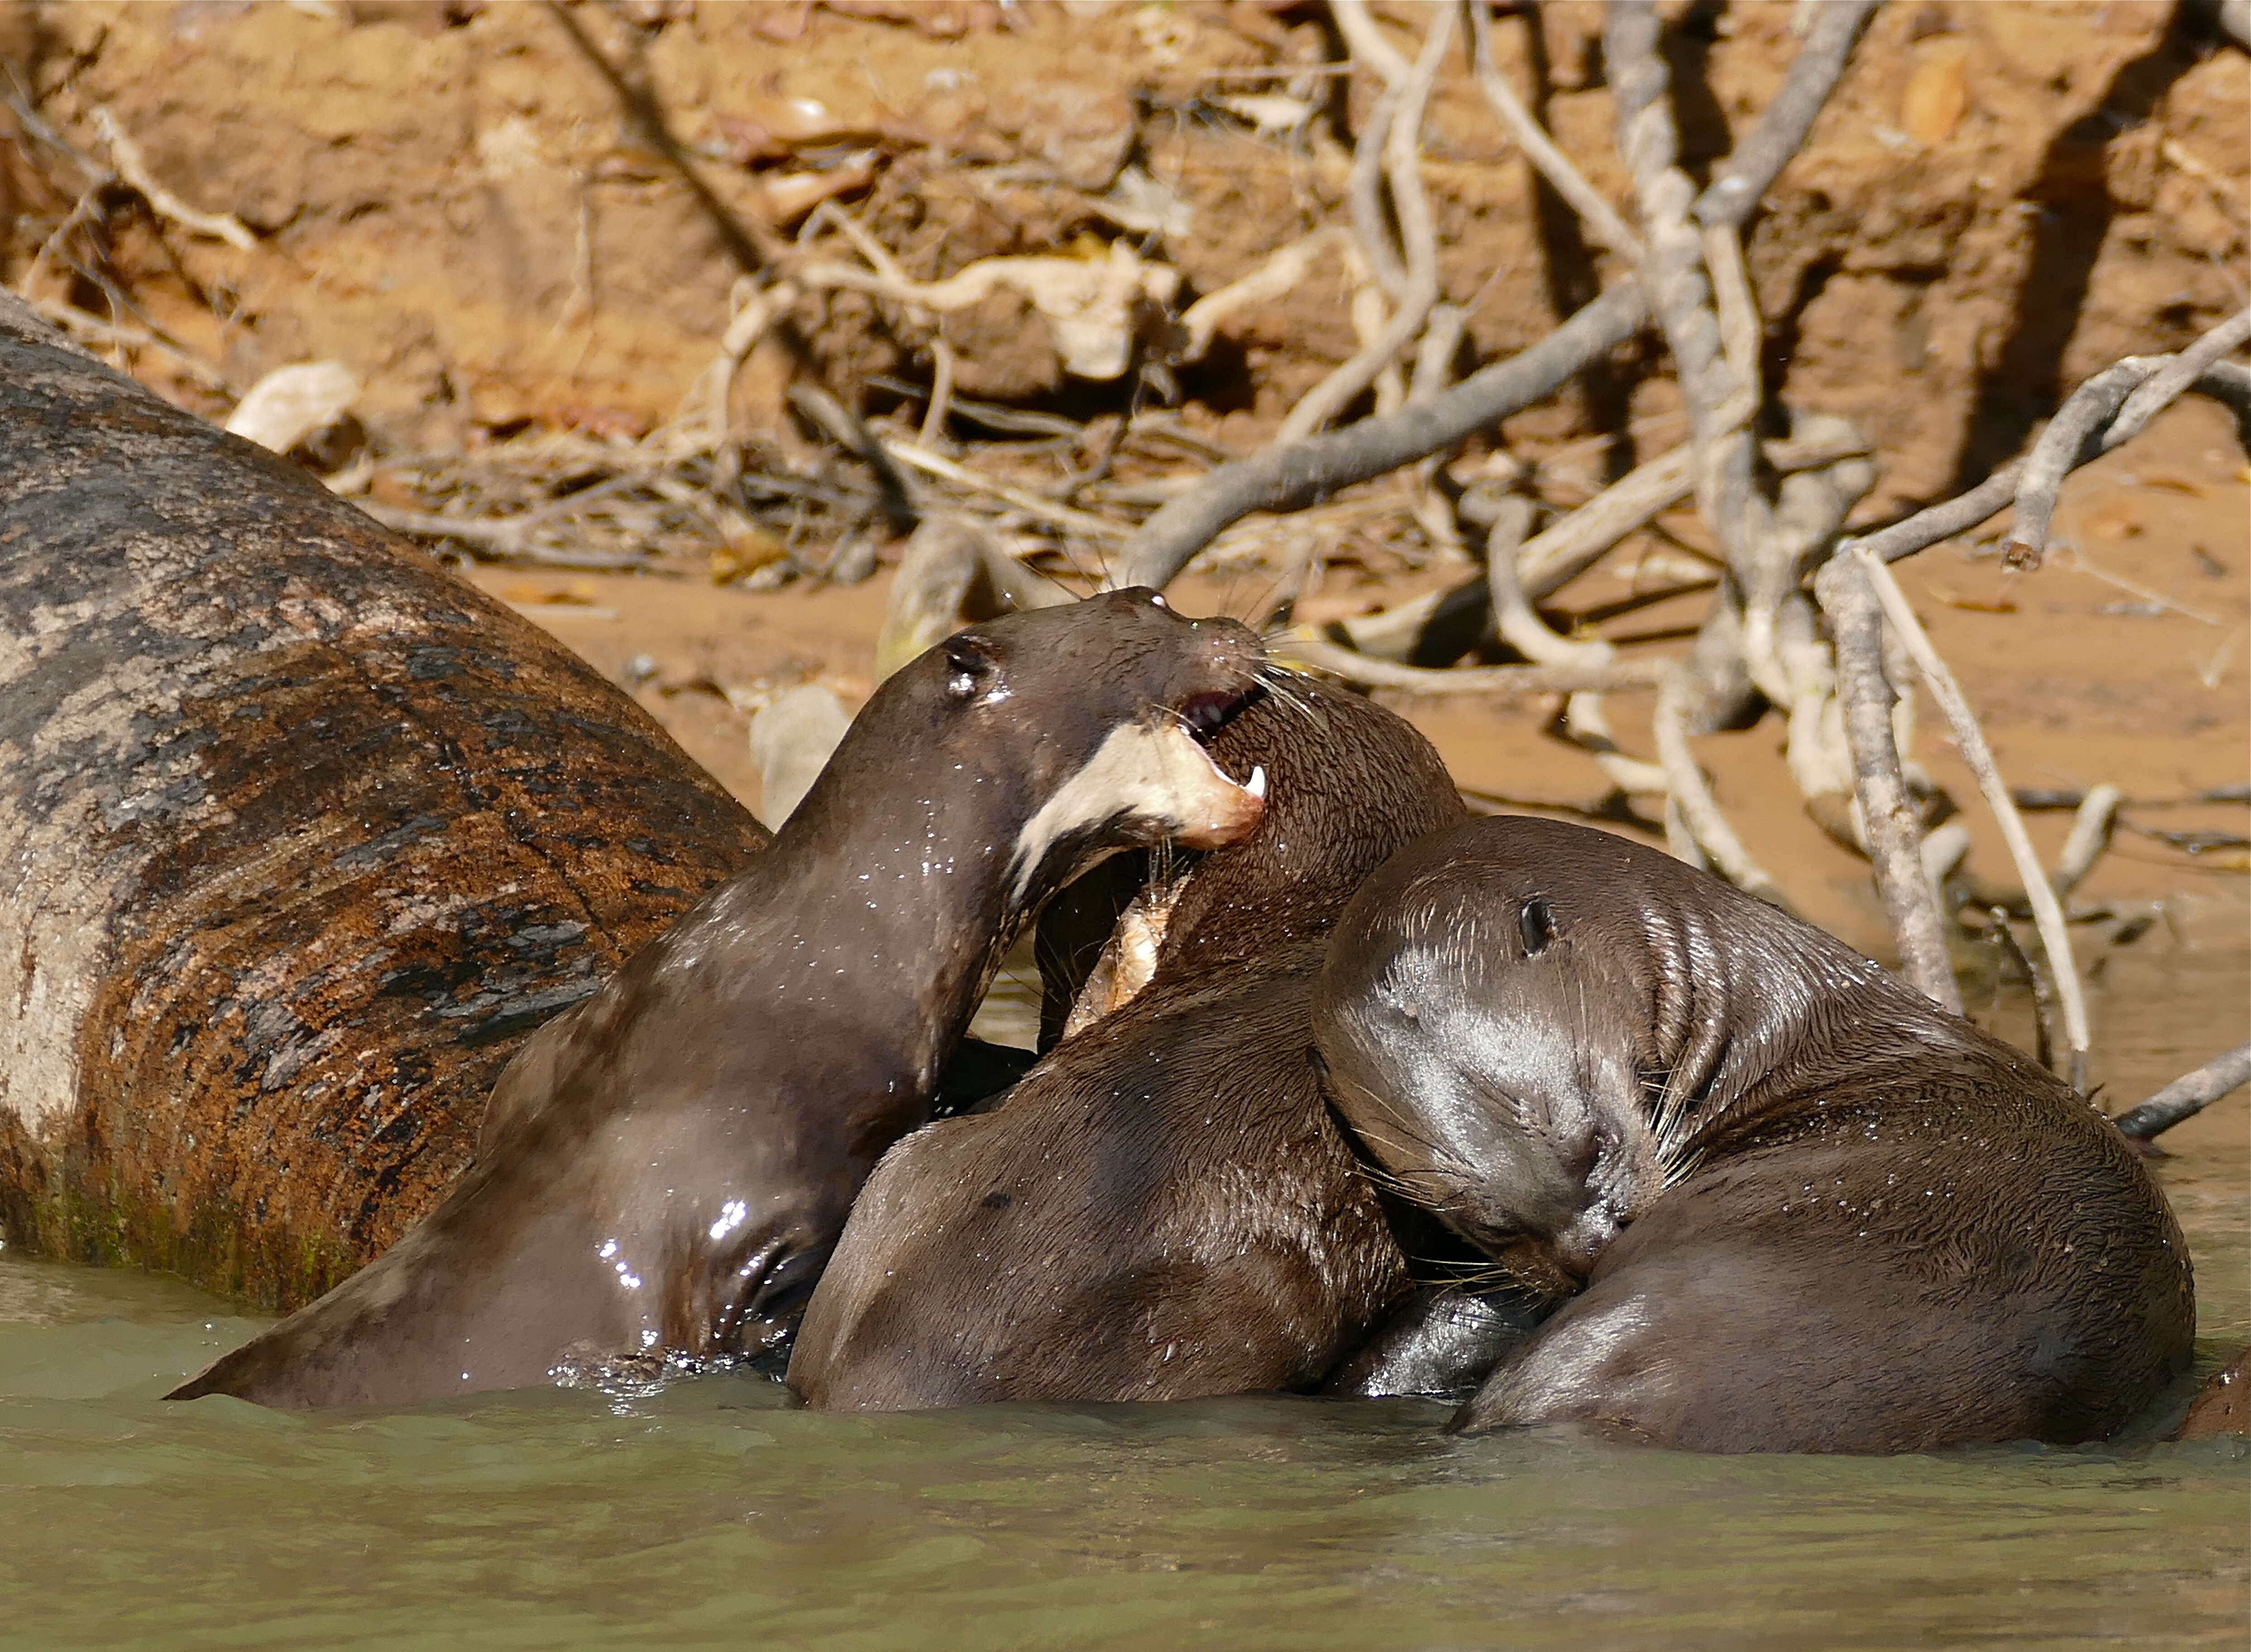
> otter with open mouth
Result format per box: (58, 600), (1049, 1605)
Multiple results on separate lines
(172, 590), (1266, 1409)
(787, 672), (1467, 1412)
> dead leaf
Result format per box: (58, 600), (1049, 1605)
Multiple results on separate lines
(1901, 48), (1969, 146)
(712, 530), (787, 586)
(1925, 581), (2017, 615)
(759, 156), (878, 225)
(2135, 468), (2213, 498)
(502, 580), (601, 606)
(2082, 496), (2145, 541)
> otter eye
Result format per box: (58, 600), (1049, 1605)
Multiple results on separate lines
(944, 639), (998, 702)
(1518, 897), (1555, 957)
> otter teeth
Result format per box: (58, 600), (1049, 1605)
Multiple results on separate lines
(1245, 765), (1267, 800)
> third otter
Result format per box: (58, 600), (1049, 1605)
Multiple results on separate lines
(789, 672), (1466, 1411)
(173, 591), (1266, 1408)
(1312, 816), (2195, 1453)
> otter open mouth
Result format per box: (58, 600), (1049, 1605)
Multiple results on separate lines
(1005, 683), (1268, 903)
(1176, 684), (1259, 743)
(1162, 680), (1268, 848)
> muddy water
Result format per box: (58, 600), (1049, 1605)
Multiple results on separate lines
(3, 947), (2244, 1649)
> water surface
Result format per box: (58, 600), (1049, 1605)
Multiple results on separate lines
(2, 937), (2243, 1650)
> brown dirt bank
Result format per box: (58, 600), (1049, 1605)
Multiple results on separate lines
(3, 0), (2244, 513)
(467, 394), (2251, 1079)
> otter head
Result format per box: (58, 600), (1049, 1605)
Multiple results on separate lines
(1313, 818), (1679, 1289)
(793, 588), (1267, 919)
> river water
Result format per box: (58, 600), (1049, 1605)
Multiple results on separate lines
(2, 934), (2244, 1649)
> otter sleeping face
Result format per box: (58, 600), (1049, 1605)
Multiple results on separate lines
(1314, 869), (1665, 1286)
(1315, 816), (2196, 1452)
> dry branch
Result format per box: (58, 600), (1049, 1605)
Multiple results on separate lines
(1652, 671), (1783, 902)
(1607, 0), (1758, 566)
(2108, 303), (2251, 441)
(1464, 0), (1642, 261)
(1106, 279), (1650, 589)
(1846, 309), (2251, 570)
(1692, 0), (1881, 230)
(1815, 553), (1961, 1009)
(1853, 546), (2091, 1090)
(1280, 4), (1454, 443)
(1515, 424), (1866, 600)
(2111, 1039), (2251, 1140)
(2001, 358), (2169, 568)
(1282, 637), (1666, 696)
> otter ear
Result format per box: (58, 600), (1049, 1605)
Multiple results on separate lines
(1518, 896), (1555, 958)
(943, 637), (1003, 703)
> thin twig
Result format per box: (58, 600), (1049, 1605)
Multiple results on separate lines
(1282, 637), (1666, 696)
(1854, 545), (2091, 1089)
(880, 439), (1129, 540)
(2111, 1039), (2251, 1139)
(1346, 81), (1407, 301)
(1107, 279), (1649, 589)
(359, 504), (651, 568)
(90, 107), (256, 250)
(1651, 668), (1784, 901)
(1464, 0), (1642, 260)
(1693, 0), (1880, 229)
(1279, 2), (1454, 443)
(2052, 782), (2122, 898)
(1985, 908), (2059, 1075)
(1814, 553), (1961, 1008)
(920, 337), (955, 448)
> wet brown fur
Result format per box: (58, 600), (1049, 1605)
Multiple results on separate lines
(789, 673), (1469, 1410)
(1315, 817), (2197, 1453)
(171, 593), (1265, 1407)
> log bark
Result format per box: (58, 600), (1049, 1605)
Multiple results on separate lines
(0, 296), (769, 1308)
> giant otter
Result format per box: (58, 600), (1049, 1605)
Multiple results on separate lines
(789, 672), (1467, 1411)
(0, 293), (771, 1308)
(1312, 815), (2195, 1453)
(173, 591), (1267, 1407)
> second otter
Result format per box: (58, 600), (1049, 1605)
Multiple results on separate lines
(1313, 816), (2196, 1453)
(790, 673), (1466, 1411)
